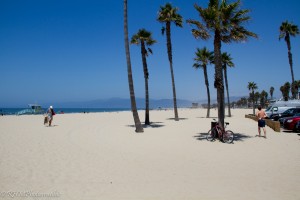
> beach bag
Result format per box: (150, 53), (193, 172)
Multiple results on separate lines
(44, 115), (48, 124)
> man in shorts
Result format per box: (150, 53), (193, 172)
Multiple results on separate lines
(256, 105), (267, 138)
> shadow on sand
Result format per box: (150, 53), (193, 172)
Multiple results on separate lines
(282, 130), (299, 134)
(196, 117), (218, 119)
(233, 132), (253, 142)
(194, 132), (252, 143)
(45, 125), (59, 127)
(166, 118), (188, 120)
(127, 121), (165, 129)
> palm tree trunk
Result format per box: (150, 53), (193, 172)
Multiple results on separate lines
(204, 66), (210, 118)
(123, 0), (143, 132)
(288, 51), (294, 83)
(224, 66), (231, 117)
(285, 34), (295, 84)
(214, 31), (225, 128)
(252, 91), (255, 115)
(141, 41), (150, 125)
(285, 34), (296, 98)
(145, 78), (150, 125)
(166, 22), (179, 121)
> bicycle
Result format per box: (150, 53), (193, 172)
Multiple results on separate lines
(207, 119), (234, 144)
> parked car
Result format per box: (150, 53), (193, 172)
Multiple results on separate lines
(295, 120), (300, 132)
(265, 106), (294, 119)
(269, 108), (300, 121)
(283, 115), (300, 131)
(279, 113), (300, 126)
(265, 99), (300, 118)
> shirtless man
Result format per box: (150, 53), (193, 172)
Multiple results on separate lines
(256, 105), (267, 138)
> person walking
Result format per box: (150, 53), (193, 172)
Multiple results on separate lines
(256, 105), (267, 138)
(46, 106), (55, 126)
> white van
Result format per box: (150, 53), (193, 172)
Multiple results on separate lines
(265, 106), (295, 118)
(265, 100), (300, 118)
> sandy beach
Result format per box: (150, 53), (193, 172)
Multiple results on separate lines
(0, 108), (299, 200)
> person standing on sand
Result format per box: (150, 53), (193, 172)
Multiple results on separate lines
(256, 105), (267, 138)
(46, 106), (55, 126)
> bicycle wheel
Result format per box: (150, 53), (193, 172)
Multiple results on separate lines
(223, 130), (234, 144)
(207, 128), (216, 141)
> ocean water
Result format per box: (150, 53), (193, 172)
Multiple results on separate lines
(0, 108), (131, 115)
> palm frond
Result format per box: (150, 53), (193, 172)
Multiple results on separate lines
(193, 63), (201, 69)
(221, 52), (234, 67)
(192, 29), (210, 40)
(147, 48), (153, 55)
(193, 47), (214, 69)
(131, 29), (157, 48)
(279, 20), (300, 40)
(157, 3), (183, 28)
(130, 35), (140, 45)
(186, 18), (210, 40)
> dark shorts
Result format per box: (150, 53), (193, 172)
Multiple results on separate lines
(258, 119), (265, 127)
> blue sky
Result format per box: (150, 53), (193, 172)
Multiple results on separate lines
(0, 0), (300, 107)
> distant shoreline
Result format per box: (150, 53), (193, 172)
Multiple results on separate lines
(0, 107), (185, 115)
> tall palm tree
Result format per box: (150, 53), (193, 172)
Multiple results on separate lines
(131, 29), (156, 125)
(187, 0), (257, 127)
(248, 82), (258, 115)
(123, 0), (143, 132)
(270, 86), (274, 99)
(157, 3), (183, 121)
(221, 52), (234, 117)
(193, 47), (214, 118)
(279, 21), (299, 96)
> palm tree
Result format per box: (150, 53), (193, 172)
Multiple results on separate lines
(131, 29), (156, 125)
(291, 81), (299, 99)
(157, 3), (183, 121)
(254, 92), (260, 106)
(279, 21), (299, 96)
(221, 52), (234, 117)
(123, 0), (143, 132)
(193, 47), (214, 118)
(260, 90), (268, 108)
(248, 82), (258, 115)
(187, 0), (257, 127)
(270, 86), (274, 99)
(294, 80), (300, 99)
(280, 82), (291, 101)
(240, 97), (247, 108)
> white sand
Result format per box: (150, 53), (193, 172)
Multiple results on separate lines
(0, 108), (299, 200)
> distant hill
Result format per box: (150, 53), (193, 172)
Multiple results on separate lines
(54, 98), (195, 109)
